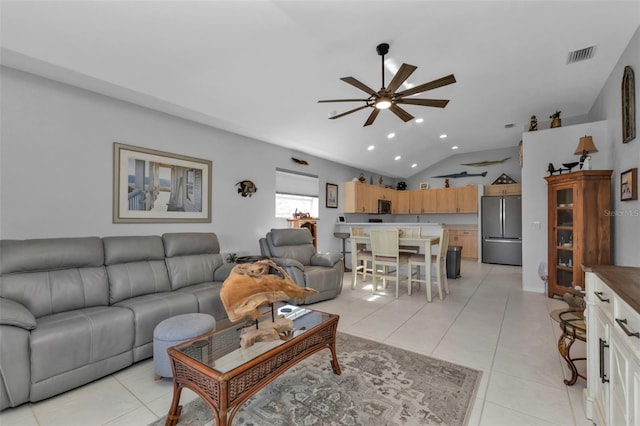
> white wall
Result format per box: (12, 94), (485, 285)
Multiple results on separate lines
(0, 66), (392, 255)
(521, 121), (613, 293)
(588, 26), (640, 267)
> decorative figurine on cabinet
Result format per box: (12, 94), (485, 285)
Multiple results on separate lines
(529, 115), (538, 131)
(550, 111), (562, 128)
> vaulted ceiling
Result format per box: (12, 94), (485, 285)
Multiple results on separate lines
(2, 1), (639, 178)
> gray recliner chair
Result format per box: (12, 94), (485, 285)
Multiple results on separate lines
(259, 228), (344, 304)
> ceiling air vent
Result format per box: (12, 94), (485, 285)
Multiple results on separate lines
(567, 45), (596, 64)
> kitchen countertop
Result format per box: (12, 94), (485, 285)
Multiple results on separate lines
(583, 265), (640, 314)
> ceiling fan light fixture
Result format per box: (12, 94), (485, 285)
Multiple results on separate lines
(375, 97), (392, 110)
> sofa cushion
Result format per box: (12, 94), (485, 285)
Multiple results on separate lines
(175, 282), (227, 320)
(0, 237), (104, 275)
(0, 237), (108, 318)
(266, 229), (315, 265)
(0, 298), (36, 330)
(103, 236), (171, 304)
(30, 306), (134, 384)
(114, 291), (198, 361)
(163, 233), (223, 290)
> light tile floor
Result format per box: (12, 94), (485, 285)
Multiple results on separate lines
(0, 261), (592, 426)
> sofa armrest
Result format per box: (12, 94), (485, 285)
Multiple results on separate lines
(269, 257), (305, 271)
(311, 252), (342, 267)
(0, 298), (36, 330)
(214, 263), (235, 281)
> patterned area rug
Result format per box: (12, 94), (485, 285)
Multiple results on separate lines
(150, 333), (481, 426)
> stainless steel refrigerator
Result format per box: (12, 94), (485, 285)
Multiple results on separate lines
(481, 195), (522, 266)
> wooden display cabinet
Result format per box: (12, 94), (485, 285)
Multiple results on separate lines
(545, 170), (612, 298)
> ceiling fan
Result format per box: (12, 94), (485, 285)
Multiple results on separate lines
(318, 43), (456, 127)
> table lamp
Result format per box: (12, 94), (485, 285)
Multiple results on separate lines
(574, 135), (598, 169)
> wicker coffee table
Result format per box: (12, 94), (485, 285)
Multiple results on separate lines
(165, 305), (341, 426)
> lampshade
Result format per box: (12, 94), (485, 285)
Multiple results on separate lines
(574, 135), (598, 155)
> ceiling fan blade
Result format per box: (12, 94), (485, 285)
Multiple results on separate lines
(395, 98), (450, 108)
(395, 74), (456, 97)
(318, 98), (370, 103)
(386, 63), (417, 93)
(340, 77), (379, 97)
(329, 104), (371, 120)
(363, 108), (381, 127)
(389, 104), (414, 122)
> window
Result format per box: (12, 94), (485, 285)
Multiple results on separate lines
(275, 169), (319, 218)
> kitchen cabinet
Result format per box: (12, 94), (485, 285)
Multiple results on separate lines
(343, 181), (377, 213)
(584, 266), (640, 426)
(395, 191), (411, 214)
(435, 186), (478, 213)
(545, 170), (612, 298)
(484, 183), (521, 196)
(343, 182), (478, 214)
(448, 228), (478, 259)
(378, 187), (397, 212)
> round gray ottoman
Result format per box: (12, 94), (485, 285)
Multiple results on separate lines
(153, 313), (216, 379)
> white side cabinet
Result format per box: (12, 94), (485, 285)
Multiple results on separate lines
(584, 266), (640, 426)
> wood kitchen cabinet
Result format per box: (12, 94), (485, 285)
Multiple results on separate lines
(395, 190), (411, 214)
(435, 186), (478, 213)
(484, 183), (521, 196)
(448, 228), (478, 259)
(343, 181), (377, 213)
(342, 182), (478, 215)
(378, 187), (397, 212)
(545, 170), (612, 298)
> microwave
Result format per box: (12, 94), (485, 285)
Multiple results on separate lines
(378, 199), (392, 214)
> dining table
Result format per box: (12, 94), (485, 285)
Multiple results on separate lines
(349, 233), (440, 296)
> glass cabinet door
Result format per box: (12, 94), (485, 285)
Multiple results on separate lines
(555, 188), (574, 290)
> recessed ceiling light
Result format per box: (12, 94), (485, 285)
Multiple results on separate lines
(440, 134), (447, 139)
(451, 145), (459, 150)
(415, 118), (424, 123)
(367, 145), (375, 151)
(395, 155), (401, 161)
(411, 163), (417, 168)
(387, 133), (395, 139)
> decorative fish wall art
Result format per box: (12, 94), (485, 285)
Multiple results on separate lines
(236, 180), (258, 197)
(460, 157), (511, 167)
(432, 171), (488, 179)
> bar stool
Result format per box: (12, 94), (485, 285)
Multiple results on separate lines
(333, 232), (351, 271)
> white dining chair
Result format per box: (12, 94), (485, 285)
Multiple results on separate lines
(369, 228), (411, 298)
(408, 228), (449, 302)
(350, 227), (372, 289)
(398, 227), (422, 254)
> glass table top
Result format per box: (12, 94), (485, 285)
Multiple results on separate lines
(176, 305), (334, 374)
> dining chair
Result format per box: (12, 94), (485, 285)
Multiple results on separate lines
(350, 227), (372, 289)
(398, 227), (422, 254)
(369, 229), (411, 298)
(408, 228), (449, 302)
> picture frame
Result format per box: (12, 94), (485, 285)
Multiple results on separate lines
(326, 183), (338, 208)
(113, 142), (212, 223)
(419, 182), (430, 190)
(622, 66), (636, 143)
(620, 167), (637, 201)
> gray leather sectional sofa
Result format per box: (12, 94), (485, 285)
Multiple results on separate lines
(0, 232), (233, 411)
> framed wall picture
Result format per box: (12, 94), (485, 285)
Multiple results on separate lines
(622, 66), (636, 143)
(326, 183), (338, 208)
(621, 168), (637, 201)
(113, 142), (212, 223)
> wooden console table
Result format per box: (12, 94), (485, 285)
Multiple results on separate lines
(165, 306), (340, 426)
